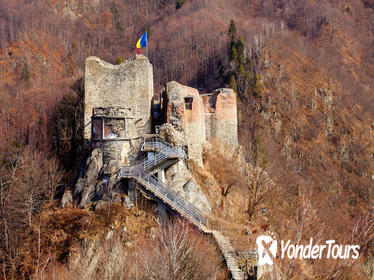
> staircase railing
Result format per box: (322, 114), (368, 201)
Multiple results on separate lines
(119, 135), (256, 279)
(141, 136), (186, 159)
(119, 135), (207, 228)
(131, 146), (178, 172)
(120, 166), (208, 228)
(126, 136), (186, 173)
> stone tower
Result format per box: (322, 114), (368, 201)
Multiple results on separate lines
(161, 82), (238, 165)
(84, 55), (153, 164)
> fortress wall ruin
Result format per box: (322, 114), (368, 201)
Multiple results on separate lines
(84, 55), (153, 163)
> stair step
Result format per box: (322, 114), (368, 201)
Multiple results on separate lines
(122, 143), (246, 280)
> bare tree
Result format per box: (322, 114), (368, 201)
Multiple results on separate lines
(322, 210), (374, 280)
(0, 147), (63, 277)
(245, 166), (271, 220)
(14, 148), (63, 227)
(39, 221), (224, 280)
(136, 221), (224, 280)
(39, 231), (128, 280)
(203, 140), (243, 208)
(0, 150), (22, 276)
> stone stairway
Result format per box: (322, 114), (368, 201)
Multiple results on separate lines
(119, 136), (251, 280)
(208, 230), (243, 280)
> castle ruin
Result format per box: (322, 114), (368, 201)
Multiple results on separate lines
(75, 55), (238, 209)
(160, 81), (238, 165)
(84, 55), (238, 167)
(70, 55), (252, 280)
(84, 55), (153, 164)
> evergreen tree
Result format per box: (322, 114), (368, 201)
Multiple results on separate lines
(228, 19), (236, 38)
(253, 73), (263, 97)
(115, 56), (124, 65)
(229, 44), (238, 63)
(21, 63), (31, 81)
(229, 75), (237, 93)
(236, 36), (245, 61)
(224, 20), (263, 100)
(176, 0), (187, 9)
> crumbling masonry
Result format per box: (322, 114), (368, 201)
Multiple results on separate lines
(68, 55), (251, 280)
(75, 54), (238, 211)
(84, 55), (238, 166)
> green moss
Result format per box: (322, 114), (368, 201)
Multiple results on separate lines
(115, 56), (124, 65)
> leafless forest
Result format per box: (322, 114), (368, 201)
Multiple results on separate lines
(0, 0), (373, 279)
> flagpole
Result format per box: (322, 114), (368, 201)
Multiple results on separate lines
(146, 29), (148, 57)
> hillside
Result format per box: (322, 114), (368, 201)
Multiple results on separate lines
(0, 0), (373, 279)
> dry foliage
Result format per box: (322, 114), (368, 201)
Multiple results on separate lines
(37, 221), (225, 280)
(134, 221), (226, 280)
(0, 146), (63, 278)
(0, 0), (374, 279)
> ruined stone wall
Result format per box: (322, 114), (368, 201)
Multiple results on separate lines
(212, 89), (238, 145)
(202, 95), (215, 141)
(84, 55), (153, 163)
(202, 89), (238, 146)
(163, 83), (238, 164)
(164, 82), (206, 165)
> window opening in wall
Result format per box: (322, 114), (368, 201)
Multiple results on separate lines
(91, 116), (126, 140)
(104, 118), (126, 139)
(184, 97), (193, 110)
(208, 95), (217, 109)
(92, 117), (103, 140)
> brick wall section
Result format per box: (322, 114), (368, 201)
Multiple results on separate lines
(202, 89), (238, 145)
(164, 83), (238, 165)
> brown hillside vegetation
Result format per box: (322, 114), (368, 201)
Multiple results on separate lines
(0, 0), (374, 279)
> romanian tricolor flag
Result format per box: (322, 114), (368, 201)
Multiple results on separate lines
(136, 31), (147, 54)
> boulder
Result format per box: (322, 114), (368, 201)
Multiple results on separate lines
(72, 148), (137, 208)
(74, 148), (103, 196)
(158, 123), (187, 147)
(61, 190), (73, 208)
(182, 179), (211, 213)
(103, 160), (122, 175)
(166, 161), (211, 214)
(80, 183), (95, 206)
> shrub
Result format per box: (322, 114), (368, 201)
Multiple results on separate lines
(21, 62), (31, 81)
(115, 56), (124, 64)
(176, 0), (187, 9)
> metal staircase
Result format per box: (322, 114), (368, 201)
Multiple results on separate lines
(119, 166), (208, 228)
(118, 136), (251, 280)
(136, 136), (186, 172)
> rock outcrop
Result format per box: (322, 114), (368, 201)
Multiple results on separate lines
(158, 123), (187, 147)
(74, 148), (135, 208)
(61, 190), (73, 208)
(166, 160), (211, 213)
